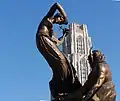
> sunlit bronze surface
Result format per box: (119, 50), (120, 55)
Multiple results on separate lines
(63, 50), (116, 101)
(36, 2), (116, 101)
(36, 2), (81, 100)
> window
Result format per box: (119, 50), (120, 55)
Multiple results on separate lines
(76, 36), (84, 54)
(67, 36), (71, 54)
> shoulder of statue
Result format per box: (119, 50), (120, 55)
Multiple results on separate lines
(98, 62), (109, 74)
(41, 16), (50, 24)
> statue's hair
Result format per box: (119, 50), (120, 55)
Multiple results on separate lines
(92, 50), (105, 62)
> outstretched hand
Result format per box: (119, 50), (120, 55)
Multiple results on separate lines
(63, 28), (70, 37)
(58, 18), (68, 25)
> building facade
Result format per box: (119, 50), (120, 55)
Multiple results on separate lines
(62, 23), (92, 85)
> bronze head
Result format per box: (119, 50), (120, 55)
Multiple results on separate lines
(53, 13), (68, 25)
(88, 50), (106, 68)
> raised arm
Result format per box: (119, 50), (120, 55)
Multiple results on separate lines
(46, 3), (58, 17)
(56, 3), (67, 19)
(46, 3), (68, 20)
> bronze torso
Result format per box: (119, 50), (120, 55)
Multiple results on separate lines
(37, 17), (53, 37)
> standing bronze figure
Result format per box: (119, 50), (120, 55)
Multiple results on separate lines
(36, 2), (81, 100)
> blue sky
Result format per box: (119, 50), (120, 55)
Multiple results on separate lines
(0, 0), (120, 101)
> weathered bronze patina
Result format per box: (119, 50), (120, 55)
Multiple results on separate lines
(36, 2), (81, 100)
(63, 50), (116, 101)
(36, 2), (116, 101)
(82, 50), (116, 101)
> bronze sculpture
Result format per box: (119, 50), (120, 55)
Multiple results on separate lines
(82, 50), (116, 101)
(36, 2), (116, 101)
(63, 50), (116, 101)
(36, 2), (81, 100)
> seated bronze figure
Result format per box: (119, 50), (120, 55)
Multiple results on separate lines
(63, 50), (116, 101)
(82, 50), (116, 101)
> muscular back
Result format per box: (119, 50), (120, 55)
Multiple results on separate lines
(83, 50), (116, 101)
(37, 16), (53, 37)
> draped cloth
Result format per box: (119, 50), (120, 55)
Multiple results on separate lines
(36, 33), (81, 98)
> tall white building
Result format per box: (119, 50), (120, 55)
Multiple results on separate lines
(62, 23), (92, 85)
